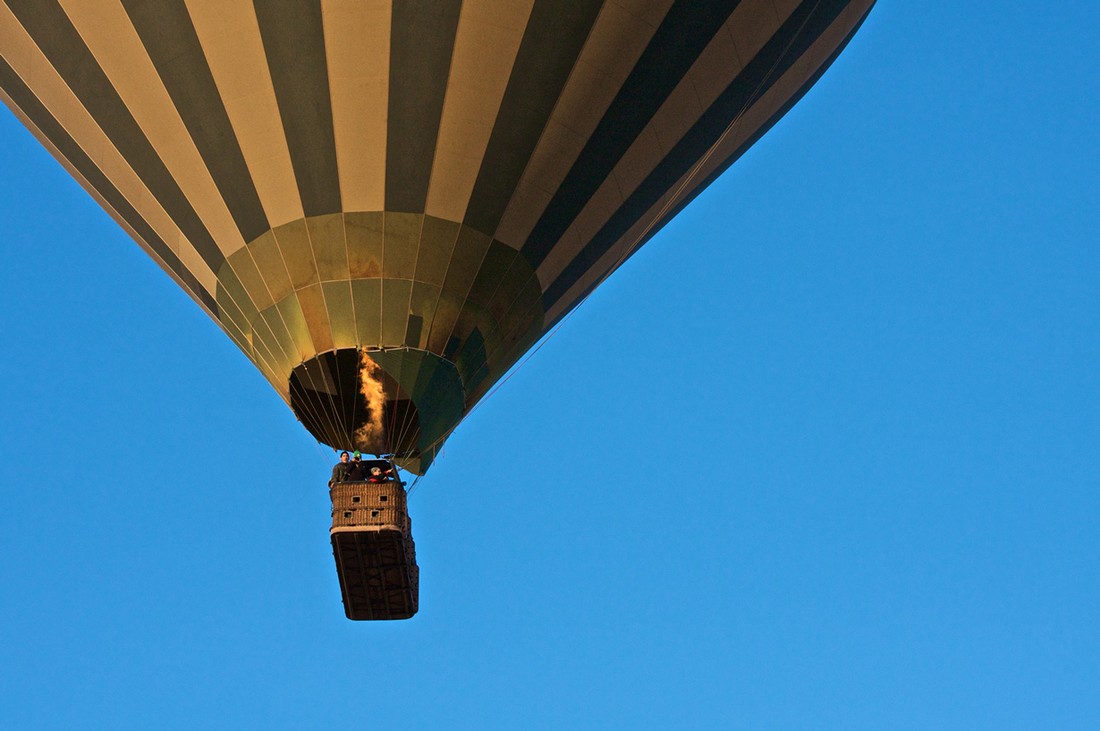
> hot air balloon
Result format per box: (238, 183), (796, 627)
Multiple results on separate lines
(0, 0), (875, 618)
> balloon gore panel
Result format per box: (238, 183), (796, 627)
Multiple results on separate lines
(0, 0), (877, 473)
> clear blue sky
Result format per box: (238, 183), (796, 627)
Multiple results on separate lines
(2, 3), (1099, 728)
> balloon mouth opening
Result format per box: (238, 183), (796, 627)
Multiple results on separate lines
(289, 348), (422, 458)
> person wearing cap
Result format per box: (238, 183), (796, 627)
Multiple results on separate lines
(329, 451), (352, 487)
(347, 451), (369, 482)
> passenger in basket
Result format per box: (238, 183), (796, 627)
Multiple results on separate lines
(367, 465), (394, 483)
(329, 451), (352, 487)
(347, 451), (368, 482)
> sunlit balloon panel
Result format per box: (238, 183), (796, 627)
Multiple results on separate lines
(0, 0), (875, 472)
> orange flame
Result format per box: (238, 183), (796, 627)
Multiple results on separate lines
(354, 350), (387, 454)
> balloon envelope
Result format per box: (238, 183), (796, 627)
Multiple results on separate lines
(0, 0), (875, 472)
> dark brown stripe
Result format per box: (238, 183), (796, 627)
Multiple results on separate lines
(384, 0), (462, 213)
(254, 0), (342, 217)
(543, 0), (861, 311)
(461, 0), (604, 236)
(641, 2), (877, 258)
(521, 0), (740, 267)
(4, 0), (225, 271)
(122, 0), (270, 243)
(0, 55), (216, 311)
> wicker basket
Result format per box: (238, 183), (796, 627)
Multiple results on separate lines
(328, 479), (419, 620)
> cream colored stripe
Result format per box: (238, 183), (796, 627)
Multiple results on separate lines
(683, 0), (874, 190)
(58, 0), (247, 258)
(729, 0), (782, 66)
(0, 2), (216, 294)
(0, 22), (291, 404)
(534, 3), (768, 289)
(542, 193), (665, 326)
(493, 0), (675, 249)
(321, 0), (389, 212)
(207, 257), (291, 393)
(0, 102), (290, 404)
(224, 248), (300, 393)
(0, 84), (218, 323)
(185, 0), (304, 229)
(19, 0), (297, 398)
(543, 2), (871, 324)
(424, 0), (534, 222)
(771, 0), (801, 19)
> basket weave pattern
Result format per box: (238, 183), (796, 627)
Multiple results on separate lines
(330, 481), (408, 531)
(329, 480), (419, 620)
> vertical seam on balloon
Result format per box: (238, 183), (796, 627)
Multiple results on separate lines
(269, 223), (347, 448)
(302, 217), (350, 446)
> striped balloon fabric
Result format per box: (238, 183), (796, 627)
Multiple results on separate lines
(0, 0), (875, 473)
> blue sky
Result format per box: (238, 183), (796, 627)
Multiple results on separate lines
(2, 3), (1099, 728)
